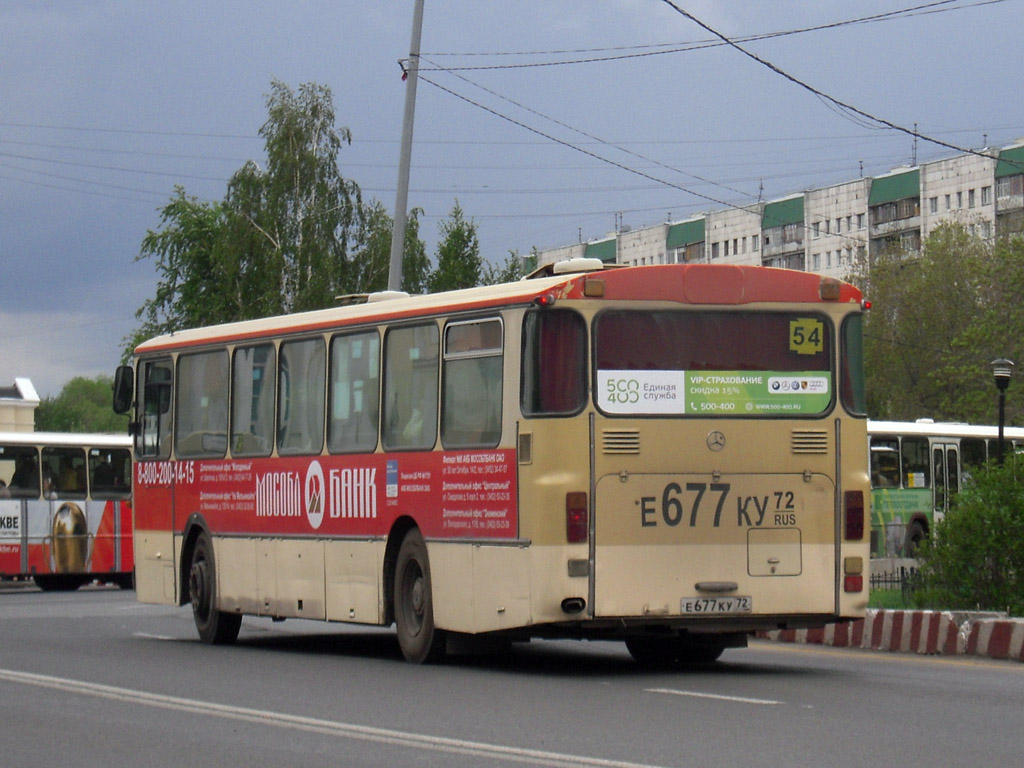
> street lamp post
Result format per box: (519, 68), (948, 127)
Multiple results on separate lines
(990, 358), (1015, 465)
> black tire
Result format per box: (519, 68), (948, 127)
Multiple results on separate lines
(906, 521), (927, 558)
(394, 529), (445, 663)
(189, 532), (242, 645)
(625, 635), (725, 668)
(33, 574), (86, 592)
(114, 572), (135, 590)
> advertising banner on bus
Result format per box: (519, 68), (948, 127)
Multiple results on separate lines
(597, 370), (831, 415)
(136, 449), (518, 539)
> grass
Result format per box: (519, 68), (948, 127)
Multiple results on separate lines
(868, 588), (915, 610)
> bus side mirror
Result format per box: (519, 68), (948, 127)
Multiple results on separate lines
(113, 365), (134, 415)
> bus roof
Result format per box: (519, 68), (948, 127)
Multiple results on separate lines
(0, 431), (131, 448)
(868, 420), (1024, 440)
(134, 263), (862, 355)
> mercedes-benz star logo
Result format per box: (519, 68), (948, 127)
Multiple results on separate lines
(706, 431), (726, 451)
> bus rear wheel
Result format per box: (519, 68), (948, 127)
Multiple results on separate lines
(394, 529), (446, 664)
(189, 532), (242, 645)
(33, 574), (87, 592)
(625, 635), (726, 667)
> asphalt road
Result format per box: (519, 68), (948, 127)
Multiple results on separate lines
(1, 584), (1022, 767)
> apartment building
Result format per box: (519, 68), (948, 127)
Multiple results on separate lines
(535, 141), (1024, 280)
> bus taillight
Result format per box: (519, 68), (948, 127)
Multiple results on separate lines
(844, 490), (864, 540)
(566, 492), (588, 543)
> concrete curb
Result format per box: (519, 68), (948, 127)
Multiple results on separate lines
(758, 609), (1024, 662)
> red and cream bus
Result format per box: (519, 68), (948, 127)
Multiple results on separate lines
(113, 260), (870, 664)
(0, 431), (133, 590)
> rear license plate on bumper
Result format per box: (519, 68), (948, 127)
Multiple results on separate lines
(681, 596), (752, 614)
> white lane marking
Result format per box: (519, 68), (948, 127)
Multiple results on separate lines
(132, 632), (176, 640)
(0, 668), (667, 768)
(645, 687), (783, 706)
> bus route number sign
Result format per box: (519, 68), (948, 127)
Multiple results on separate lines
(789, 318), (823, 355)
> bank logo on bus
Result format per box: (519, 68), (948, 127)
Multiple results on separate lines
(256, 460), (377, 529)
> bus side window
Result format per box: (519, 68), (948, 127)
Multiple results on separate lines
(138, 359), (174, 459)
(232, 344), (276, 457)
(89, 447), (131, 499)
(1, 445), (40, 498)
(901, 436), (930, 488)
(382, 324), (439, 451)
(176, 350), (229, 458)
(278, 338), (326, 456)
(869, 438), (899, 487)
(42, 447), (87, 498)
(328, 331), (380, 454)
(521, 309), (586, 416)
(960, 438), (987, 483)
(441, 319), (503, 449)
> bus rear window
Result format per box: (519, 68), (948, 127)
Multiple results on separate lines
(521, 309), (586, 417)
(594, 310), (833, 416)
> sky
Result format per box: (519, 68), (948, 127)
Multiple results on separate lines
(2, 0), (1022, 398)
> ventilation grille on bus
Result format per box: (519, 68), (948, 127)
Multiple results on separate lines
(603, 430), (640, 454)
(791, 430), (829, 454)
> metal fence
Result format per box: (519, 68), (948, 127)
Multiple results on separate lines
(870, 566), (919, 602)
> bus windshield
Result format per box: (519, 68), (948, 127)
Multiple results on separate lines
(594, 310), (833, 416)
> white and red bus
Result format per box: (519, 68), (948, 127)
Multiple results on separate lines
(114, 260), (870, 664)
(0, 431), (133, 590)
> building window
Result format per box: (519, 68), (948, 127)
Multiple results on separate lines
(957, 191), (963, 208)
(712, 242), (719, 259)
(982, 185), (992, 205)
(813, 222), (820, 238)
(929, 196), (938, 214)
(857, 213), (865, 230)
(945, 194), (951, 210)
(752, 235), (759, 251)
(968, 189), (976, 208)
(813, 253), (820, 270)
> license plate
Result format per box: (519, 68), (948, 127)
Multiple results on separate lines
(681, 596), (752, 614)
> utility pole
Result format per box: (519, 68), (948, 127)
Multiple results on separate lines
(388, 0), (424, 292)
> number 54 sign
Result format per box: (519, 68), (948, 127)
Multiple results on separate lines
(789, 318), (823, 355)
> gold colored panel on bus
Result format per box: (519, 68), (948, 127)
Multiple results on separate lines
(50, 503), (88, 573)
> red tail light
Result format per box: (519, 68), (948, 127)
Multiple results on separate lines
(844, 574), (864, 593)
(844, 490), (864, 540)
(566, 492), (588, 543)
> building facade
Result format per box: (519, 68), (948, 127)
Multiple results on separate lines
(535, 141), (1024, 280)
(0, 378), (39, 433)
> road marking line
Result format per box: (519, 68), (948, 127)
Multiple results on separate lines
(0, 668), (666, 768)
(645, 687), (783, 706)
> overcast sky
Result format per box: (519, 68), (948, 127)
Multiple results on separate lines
(2, 0), (1021, 399)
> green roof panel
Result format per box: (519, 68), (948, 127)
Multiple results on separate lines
(868, 169), (920, 205)
(666, 218), (705, 249)
(584, 238), (617, 263)
(761, 196), (804, 229)
(995, 145), (1024, 179)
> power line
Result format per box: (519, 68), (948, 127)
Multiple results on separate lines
(419, 1), (1003, 71)
(656, 0), (1020, 173)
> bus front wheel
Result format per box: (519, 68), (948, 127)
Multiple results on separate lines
(188, 532), (242, 645)
(394, 529), (446, 663)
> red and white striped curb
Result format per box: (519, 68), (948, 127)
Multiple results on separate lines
(758, 610), (1024, 661)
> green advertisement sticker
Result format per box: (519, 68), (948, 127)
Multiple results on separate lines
(598, 370), (831, 415)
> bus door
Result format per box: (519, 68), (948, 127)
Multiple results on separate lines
(931, 442), (959, 527)
(133, 358), (177, 601)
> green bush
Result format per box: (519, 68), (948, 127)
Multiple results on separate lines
(914, 454), (1024, 615)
